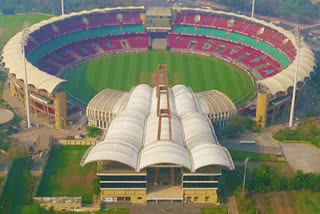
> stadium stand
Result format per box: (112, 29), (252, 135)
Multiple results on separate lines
(35, 34), (149, 75)
(1, 6), (316, 132)
(194, 38), (222, 53)
(174, 11), (295, 63)
(220, 45), (249, 59)
(27, 24), (146, 64)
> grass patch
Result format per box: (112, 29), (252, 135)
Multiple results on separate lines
(56, 209), (128, 214)
(290, 190), (320, 214)
(253, 190), (320, 214)
(273, 119), (320, 148)
(0, 13), (51, 50)
(233, 187), (257, 214)
(1, 158), (35, 214)
(201, 206), (227, 214)
(37, 146), (96, 204)
(64, 50), (256, 105)
(23, 204), (129, 214)
(229, 150), (278, 161)
(263, 194), (274, 214)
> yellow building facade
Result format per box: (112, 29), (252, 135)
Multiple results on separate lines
(184, 189), (218, 204)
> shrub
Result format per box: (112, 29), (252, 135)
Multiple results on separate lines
(86, 126), (102, 138)
(23, 204), (54, 214)
(221, 116), (254, 138)
(92, 177), (101, 195)
(251, 165), (271, 192)
(290, 171), (320, 191)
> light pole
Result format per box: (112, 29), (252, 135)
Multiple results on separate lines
(251, 0), (255, 18)
(21, 22), (32, 129)
(61, 0), (64, 15)
(289, 26), (301, 128)
(242, 157), (250, 199)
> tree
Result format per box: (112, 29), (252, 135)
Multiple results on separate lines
(0, 198), (10, 214)
(220, 116), (254, 138)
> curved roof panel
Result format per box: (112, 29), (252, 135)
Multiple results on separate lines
(139, 142), (192, 170)
(83, 84), (235, 172)
(191, 143), (234, 171)
(2, 6), (144, 94)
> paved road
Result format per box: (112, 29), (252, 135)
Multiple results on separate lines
(280, 143), (320, 173)
(220, 128), (283, 156)
(221, 124), (320, 173)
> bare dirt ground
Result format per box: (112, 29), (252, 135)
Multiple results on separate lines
(254, 192), (296, 214)
(253, 194), (268, 214)
(60, 170), (96, 191)
(271, 192), (295, 214)
(151, 71), (168, 86)
(10, 126), (86, 145)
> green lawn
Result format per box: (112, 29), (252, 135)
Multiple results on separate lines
(291, 190), (320, 214)
(201, 206), (227, 214)
(37, 146), (96, 204)
(23, 204), (129, 214)
(64, 50), (256, 105)
(0, 14), (51, 50)
(254, 190), (320, 214)
(229, 150), (278, 161)
(56, 210), (129, 214)
(273, 119), (320, 148)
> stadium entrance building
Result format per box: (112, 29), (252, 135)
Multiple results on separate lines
(82, 66), (236, 204)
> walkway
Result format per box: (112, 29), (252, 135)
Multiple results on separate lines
(280, 143), (320, 173)
(221, 124), (320, 173)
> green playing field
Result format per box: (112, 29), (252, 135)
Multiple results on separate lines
(64, 50), (256, 105)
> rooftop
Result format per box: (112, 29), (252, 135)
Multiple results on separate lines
(82, 84), (235, 173)
(146, 8), (172, 16)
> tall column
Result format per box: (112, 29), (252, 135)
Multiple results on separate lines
(171, 168), (175, 186)
(154, 168), (159, 185)
(61, 0), (64, 15)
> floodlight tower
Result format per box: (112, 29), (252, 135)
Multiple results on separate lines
(288, 26), (301, 128)
(21, 22), (32, 129)
(61, 0), (64, 15)
(251, 0), (255, 18)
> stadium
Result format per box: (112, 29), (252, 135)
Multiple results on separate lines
(0, 6), (317, 204)
(1, 6), (316, 129)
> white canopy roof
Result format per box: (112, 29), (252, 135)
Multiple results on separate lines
(3, 6), (315, 95)
(82, 84), (235, 172)
(173, 7), (316, 96)
(2, 6), (145, 94)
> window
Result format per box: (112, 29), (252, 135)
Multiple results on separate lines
(186, 196), (191, 203)
(137, 197), (142, 200)
(117, 197), (131, 202)
(183, 183), (218, 188)
(194, 196), (199, 202)
(205, 196), (210, 202)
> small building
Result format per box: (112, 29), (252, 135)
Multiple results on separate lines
(33, 197), (82, 212)
(146, 8), (172, 32)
